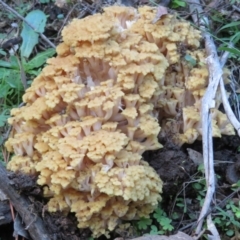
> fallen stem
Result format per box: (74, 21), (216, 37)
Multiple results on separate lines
(0, 0), (55, 49)
(219, 45), (240, 136)
(219, 78), (240, 136)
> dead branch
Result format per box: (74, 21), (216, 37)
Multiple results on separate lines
(219, 78), (240, 136)
(0, 0), (56, 49)
(219, 48), (240, 136)
(0, 162), (51, 240)
(186, 0), (222, 238)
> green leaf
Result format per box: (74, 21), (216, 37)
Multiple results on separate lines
(197, 163), (205, 173)
(0, 49), (6, 56)
(57, 14), (64, 19)
(0, 56), (20, 69)
(230, 32), (240, 44)
(213, 217), (221, 225)
(27, 69), (41, 76)
(235, 211), (240, 218)
(137, 218), (152, 230)
(232, 180), (240, 188)
(153, 208), (164, 221)
(9, 56), (19, 69)
(210, 15), (224, 24)
(0, 84), (10, 98)
(192, 182), (203, 190)
(0, 55), (18, 68)
(24, 48), (55, 70)
(5, 71), (23, 89)
(158, 216), (174, 231)
(184, 54), (197, 67)
(219, 21), (240, 31)
(0, 67), (23, 90)
(0, 110), (10, 127)
(20, 10), (47, 58)
(226, 229), (234, 237)
(150, 225), (162, 235)
(0, 60), (12, 68)
(218, 47), (240, 57)
(171, 0), (186, 8)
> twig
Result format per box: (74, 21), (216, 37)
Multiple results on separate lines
(233, 5), (240, 13)
(206, 215), (220, 240)
(186, 0), (221, 238)
(219, 78), (240, 135)
(0, 162), (51, 240)
(0, 0), (55, 49)
(219, 45), (240, 136)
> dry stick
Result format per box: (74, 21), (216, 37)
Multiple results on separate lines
(0, 162), (51, 240)
(206, 215), (220, 240)
(232, 5), (240, 13)
(219, 79), (240, 134)
(0, 0), (55, 48)
(186, 0), (221, 238)
(219, 50), (240, 135)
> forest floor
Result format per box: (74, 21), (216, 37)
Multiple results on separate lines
(1, 0), (240, 240)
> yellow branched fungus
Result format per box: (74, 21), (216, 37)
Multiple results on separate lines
(5, 5), (234, 238)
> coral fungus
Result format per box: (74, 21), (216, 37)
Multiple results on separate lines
(5, 5), (234, 237)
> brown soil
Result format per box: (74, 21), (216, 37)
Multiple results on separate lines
(144, 141), (197, 195)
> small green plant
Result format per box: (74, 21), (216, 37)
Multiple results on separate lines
(226, 201), (240, 219)
(136, 207), (174, 235)
(207, 11), (240, 59)
(152, 208), (174, 234)
(231, 180), (240, 190)
(0, 48), (55, 128)
(214, 208), (239, 237)
(213, 200), (240, 238)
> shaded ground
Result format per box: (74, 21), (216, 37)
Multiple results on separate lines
(145, 135), (240, 236)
